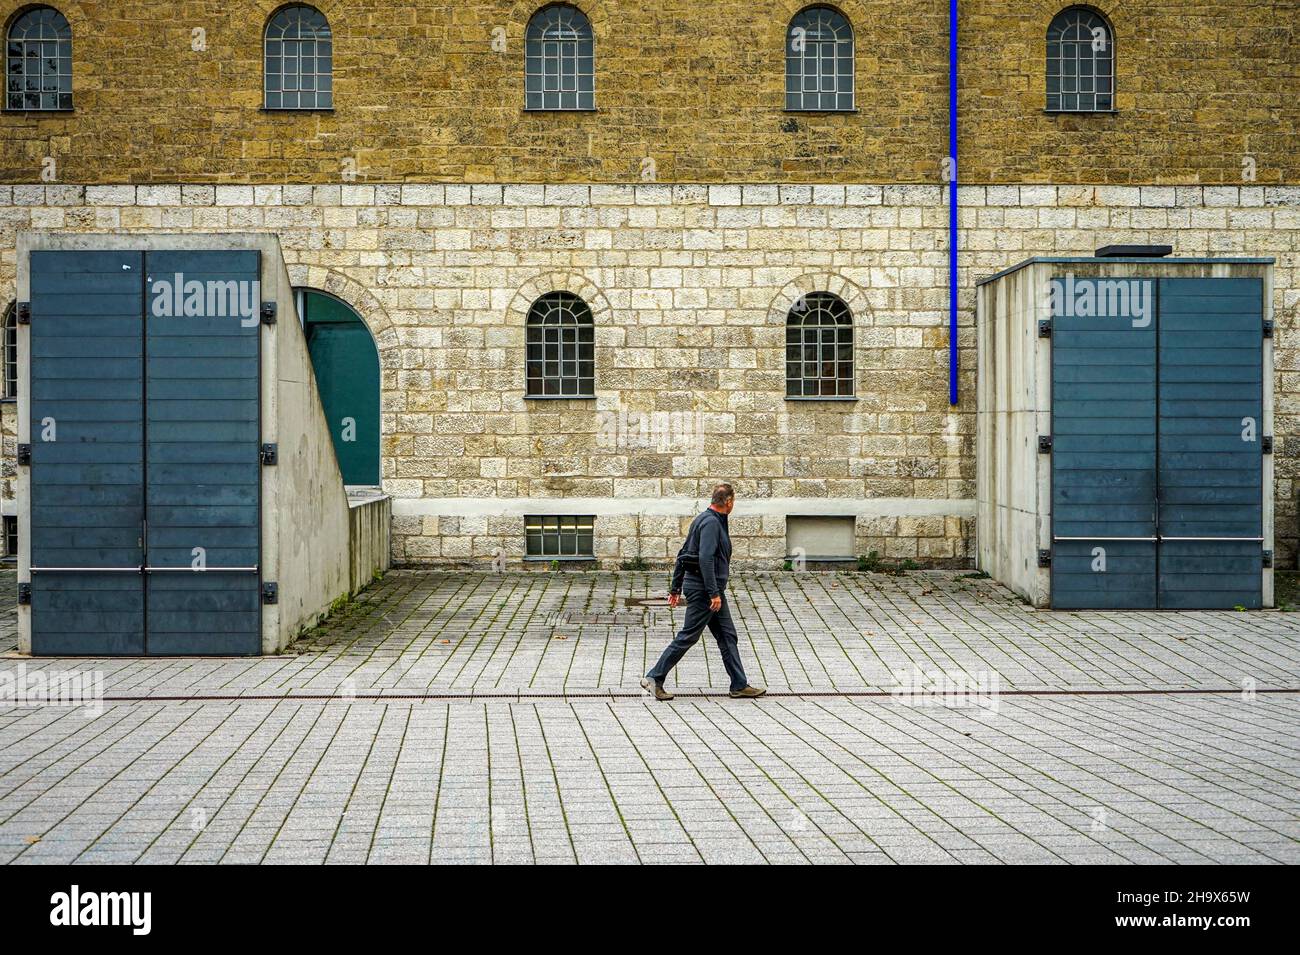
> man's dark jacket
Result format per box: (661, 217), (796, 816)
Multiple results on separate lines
(670, 508), (732, 599)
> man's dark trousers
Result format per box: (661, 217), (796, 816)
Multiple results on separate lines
(646, 584), (748, 692)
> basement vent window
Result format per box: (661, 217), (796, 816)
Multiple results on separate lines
(3, 516), (15, 560)
(786, 515), (856, 562)
(525, 515), (595, 560)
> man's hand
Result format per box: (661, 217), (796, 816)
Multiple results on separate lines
(709, 596), (722, 612)
(667, 592), (681, 608)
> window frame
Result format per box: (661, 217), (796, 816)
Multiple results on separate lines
(1045, 6), (1116, 114)
(524, 514), (596, 560)
(4, 6), (73, 113)
(524, 290), (596, 400)
(263, 4), (334, 112)
(524, 3), (596, 112)
(785, 291), (856, 401)
(784, 5), (856, 114)
(2, 301), (16, 401)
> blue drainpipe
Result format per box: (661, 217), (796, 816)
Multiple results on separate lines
(948, 0), (959, 405)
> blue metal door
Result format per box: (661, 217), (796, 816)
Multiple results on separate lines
(28, 249), (262, 654)
(144, 251), (261, 653)
(1157, 278), (1263, 609)
(28, 251), (146, 653)
(1051, 275), (1265, 610)
(1050, 277), (1158, 609)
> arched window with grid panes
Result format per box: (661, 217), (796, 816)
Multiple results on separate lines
(524, 4), (594, 111)
(2, 302), (15, 399)
(1046, 7), (1114, 113)
(5, 6), (72, 111)
(786, 292), (854, 398)
(785, 6), (854, 112)
(525, 292), (595, 397)
(264, 5), (333, 110)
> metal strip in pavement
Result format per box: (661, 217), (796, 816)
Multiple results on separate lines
(93, 687), (1300, 703)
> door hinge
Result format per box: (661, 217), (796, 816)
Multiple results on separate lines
(1263, 319), (1274, 339)
(1263, 549), (1273, 569)
(17, 444), (31, 466)
(1038, 435), (1053, 454)
(261, 302), (277, 325)
(1037, 549), (1052, 568)
(17, 582), (31, 605)
(260, 443), (278, 466)
(261, 582), (278, 605)
(1037, 319), (1052, 338)
(15, 302), (30, 324)
(1262, 436), (1274, 454)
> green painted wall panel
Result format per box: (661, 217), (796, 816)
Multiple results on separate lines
(302, 290), (381, 487)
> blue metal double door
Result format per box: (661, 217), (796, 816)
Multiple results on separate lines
(1051, 277), (1265, 610)
(28, 250), (262, 654)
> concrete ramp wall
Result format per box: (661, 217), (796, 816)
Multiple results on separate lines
(348, 489), (393, 594)
(259, 236), (353, 651)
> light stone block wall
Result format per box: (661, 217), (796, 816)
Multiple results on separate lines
(1, 183), (1297, 568)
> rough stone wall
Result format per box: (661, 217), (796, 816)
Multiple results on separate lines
(0, 182), (1296, 567)
(0, 1), (1294, 184)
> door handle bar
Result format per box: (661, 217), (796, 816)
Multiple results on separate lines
(143, 566), (259, 572)
(1053, 537), (1263, 543)
(31, 566), (259, 573)
(1156, 537), (1264, 542)
(30, 566), (142, 573)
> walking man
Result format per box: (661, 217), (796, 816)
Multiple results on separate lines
(642, 483), (766, 701)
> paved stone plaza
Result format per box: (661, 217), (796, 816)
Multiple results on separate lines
(0, 570), (1297, 864)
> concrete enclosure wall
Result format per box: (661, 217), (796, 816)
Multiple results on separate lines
(261, 234), (356, 650)
(976, 262), (1050, 605)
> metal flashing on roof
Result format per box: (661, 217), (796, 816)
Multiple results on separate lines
(975, 256), (1275, 287)
(1094, 244), (1173, 258)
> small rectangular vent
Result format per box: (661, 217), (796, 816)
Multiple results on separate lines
(1094, 244), (1173, 258)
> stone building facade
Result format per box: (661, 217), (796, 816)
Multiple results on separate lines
(0, 1), (1294, 185)
(1, 2), (1297, 569)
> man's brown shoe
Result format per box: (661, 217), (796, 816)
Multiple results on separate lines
(640, 677), (674, 701)
(729, 685), (767, 699)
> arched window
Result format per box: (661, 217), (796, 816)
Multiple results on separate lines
(786, 292), (854, 398)
(525, 4), (594, 111)
(5, 6), (72, 111)
(785, 6), (853, 112)
(265, 5), (333, 110)
(2, 302), (16, 398)
(526, 292), (595, 397)
(1047, 8), (1114, 112)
